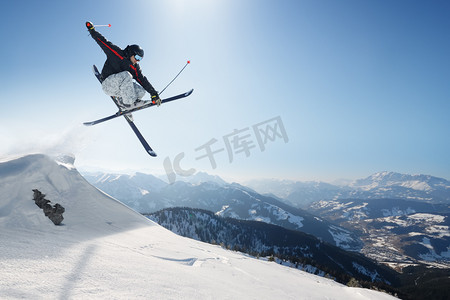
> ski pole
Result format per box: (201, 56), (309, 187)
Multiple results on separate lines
(94, 24), (111, 27)
(159, 60), (191, 96)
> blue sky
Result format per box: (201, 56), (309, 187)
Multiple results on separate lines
(1, 0), (449, 182)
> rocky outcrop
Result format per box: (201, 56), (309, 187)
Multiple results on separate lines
(32, 189), (65, 225)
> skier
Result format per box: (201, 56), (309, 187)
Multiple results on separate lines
(86, 21), (161, 109)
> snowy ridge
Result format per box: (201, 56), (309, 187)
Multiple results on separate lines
(246, 171), (450, 206)
(0, 154), (397, 299)
(350, 171), (448, 192)
(148, 207), (399, 286)
(216, 189), (305, 229)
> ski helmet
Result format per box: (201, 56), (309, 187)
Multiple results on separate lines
(124, 44), (144, 59)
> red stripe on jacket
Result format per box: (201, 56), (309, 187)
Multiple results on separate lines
(130, 64), (142, 85)
(97, 38), (124, 60)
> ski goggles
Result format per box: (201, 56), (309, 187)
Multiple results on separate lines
(135, 54), (143, 61)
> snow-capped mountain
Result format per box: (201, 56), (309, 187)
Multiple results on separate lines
(84, 174), (362, 250)
(246, 171), (450, 207)
(82, 171), (167, 212)
(351, 171), (449, 191)
(0, 154), (398, 299)
(347, 171), (450, 203)
(244, 179), (345, 205)
(170, 171), (229, 186)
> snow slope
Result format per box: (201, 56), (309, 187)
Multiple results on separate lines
(0, 155), (397, 299)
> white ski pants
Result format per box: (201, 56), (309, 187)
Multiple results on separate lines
(102, 71), (146, 105)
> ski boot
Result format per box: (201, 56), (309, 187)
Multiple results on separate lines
(133, 99), (150, 109)
(114, 96), (132, 110)
(113, 96), (134, 120)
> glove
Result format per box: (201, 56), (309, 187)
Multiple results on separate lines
(86, 21), (94, 31)
(152, 94), (162, 107)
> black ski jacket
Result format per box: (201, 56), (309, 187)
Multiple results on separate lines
(89, 29), (157, 96)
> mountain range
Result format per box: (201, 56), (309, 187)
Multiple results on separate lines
(84, 169), (450, 268)
(0, 154), (398, 299)
(245, 173), (450, 267)
(83, 172), (362, 250)
(245, 171), (450, 207)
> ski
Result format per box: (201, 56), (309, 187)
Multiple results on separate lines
(124, 114), (157, 157)
(83, 89), (193, 126)
(90, 65), (157, 156)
